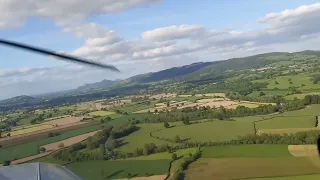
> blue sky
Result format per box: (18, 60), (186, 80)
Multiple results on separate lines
(0, 0), (320, 99)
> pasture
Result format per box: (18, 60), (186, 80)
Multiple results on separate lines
(254, 75), (320, 90)
(201, 145), (291, 158)
(152, 120), (254, 143)
(66, 160), (170, 180)
(185, 158), (320, 180)
(248, 174), (320, 180)
(255, 116), (315, 130)
(116, 123), (177, 153)
(0, 124), (102, 163)
(3, 124), (54, 136)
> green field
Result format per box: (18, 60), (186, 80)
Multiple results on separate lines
(120, 148), (198, 160)
(186, 158), (320, 180)
(66, 160), (170, 180)
(255, 116), (315, 130)
(285, 92), (320, 100)
(0, 125), (102, 163)
(152, 120), (254, 143)
(88, 110), (116, 117)
(201, 145), (292, 158)
(114, 101), (157, 113)
(116, 123), (177, 153)
(254, 75), (320, 90)
(249, 174), (320, 180)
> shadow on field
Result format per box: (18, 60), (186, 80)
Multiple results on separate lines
(181, 138), (190, 142)
(168, 125), (176, 128)
(117, 140), (129, 147)
(105, 170), (124, 179)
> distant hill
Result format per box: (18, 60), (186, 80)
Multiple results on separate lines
(0, 95), (40, 111)
(130, 62), (216, 83)
(74, 79), (120, 93)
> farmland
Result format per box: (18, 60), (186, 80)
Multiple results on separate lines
(66, 160), (170, 180)
(2, 50), (320, 180)
(152, 120), (254, 142)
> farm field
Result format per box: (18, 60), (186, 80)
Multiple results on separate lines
(41, 130), (100, 151)
(152, 120), (254, 143)
(66, 160), (170, 180)
(284, 92), (320, 100)
(253, 75), (320, 90)
(116, 123), (177, 152)
(3, 124), (54, 136)
(248, 174), (320, 180)
(0, 124), (102, 163)
(201, 145), (291, 158)
(88, 110), (116, 117)
(288, 145), (318, 157)
(185, 158), (320, 180)
(44, 116), (84, 126)
(255, 116), (315, 130)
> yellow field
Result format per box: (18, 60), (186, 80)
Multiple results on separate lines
(288, 145), (318, 157)
(45, 115), (71, 121)
(88, 111), (116, 117)
(196, 93), (226, 97)
(4, 124), (54, 136)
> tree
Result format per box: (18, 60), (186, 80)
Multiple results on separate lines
(3, 160), (11, 166)
(275, 81), (279, 85)
(315, 116), (318, 127)
(7, 133), (10, 137)
(174, 135), (181, 143)
(172, 153), (177, 160)
(48, 132), (54, 137)
(58, 143), (65, 148)
(166, 102), (170, 107)
(183, 119), (190, 125)
(259, 92), (265, 96)
(100, 119), (105, 124)
(164, 122), (169, 128)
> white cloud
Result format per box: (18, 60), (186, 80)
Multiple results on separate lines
(2, 2), (320, 99)
(141, 25), (205, 41)
(0, 0), (161, 29)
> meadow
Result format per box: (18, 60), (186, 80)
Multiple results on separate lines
(255, 116), (315, 130)
(66, 160), (170, 180)
(116, 123), (177, 153)
(152, 120), (254, 143)
(201, 145), (291, 158)
(254, 75), (320, 90)
(186, 158), (320, 180)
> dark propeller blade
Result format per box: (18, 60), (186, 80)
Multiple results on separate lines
(0, 39), (120, 72)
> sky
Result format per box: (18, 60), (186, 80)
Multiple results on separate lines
(0, 0), (320, 99)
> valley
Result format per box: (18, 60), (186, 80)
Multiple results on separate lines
(1, 51), (320, 180)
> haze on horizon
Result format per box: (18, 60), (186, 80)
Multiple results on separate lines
(1, 0), (320, 99)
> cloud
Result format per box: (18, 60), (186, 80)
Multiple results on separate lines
(141, 25), (205, 41)
(0, 0), (161, 29)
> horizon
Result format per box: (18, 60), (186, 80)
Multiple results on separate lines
(1, 0), (320, 99)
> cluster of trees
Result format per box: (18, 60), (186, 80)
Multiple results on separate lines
(131, 96), (149, 102)
(110, 123), (139, 139)
(53, 126), (113, 162)
(312, 74), (320, 84)
(226, 92), (285, 103)
(113, 143), (171, 159)
(173, 149), (201, 180)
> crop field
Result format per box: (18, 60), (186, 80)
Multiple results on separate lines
(185, 158), (320, 180)
(152, 121), (254, 143)
(257, 127), (320, 135)
(248, 174), (320, 180)
(0, 124), (102, 163)
(288, 145), (318, 157)
(201, 145), (292, 158)
(88, 110), (116, 117)
(254, 75), (320, 90)
(116, 123), (177, 153)
(117, 101), (156, 113)
(3, 124), (54, 136)
(41, 130), (100, 152)
(255, 116), (315, 130)
(44, 116), (84, 126)
(66, 160), (170, 180)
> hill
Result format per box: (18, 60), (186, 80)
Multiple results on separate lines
(0, 95), (40, 111)
(74, 79), (119, 93)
